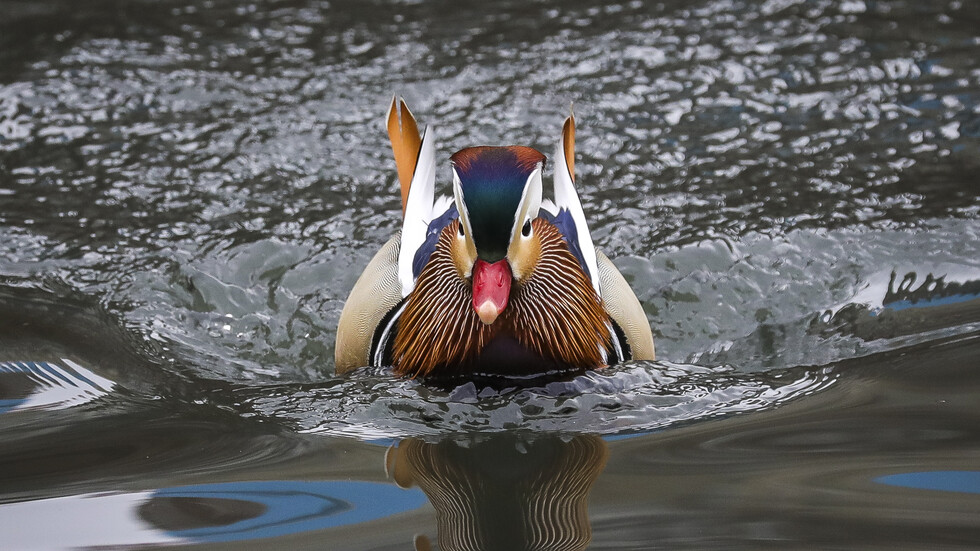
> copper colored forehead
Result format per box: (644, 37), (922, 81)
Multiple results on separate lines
(450, 146), (546, 175)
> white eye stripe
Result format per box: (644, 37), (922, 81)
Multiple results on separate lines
(451, 168), (475, 240)
(508, 165), (543, 248)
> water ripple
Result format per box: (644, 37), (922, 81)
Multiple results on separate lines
(1, 0), (977, 422)
(0, 359), (114, 413)
(242, 361), (836, 440)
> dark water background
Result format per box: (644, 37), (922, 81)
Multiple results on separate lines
(1, 0), (978, 548)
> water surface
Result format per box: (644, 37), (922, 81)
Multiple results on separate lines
(1, 0), (978, 548)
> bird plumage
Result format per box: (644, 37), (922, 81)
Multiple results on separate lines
(334, 98), (655, 378)
(392, 218), (612, 378)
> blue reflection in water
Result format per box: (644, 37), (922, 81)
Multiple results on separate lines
(0, 360), (114, 413)
(601, 430), (662, 442)
(154, 481), (427, 543)
(882, 293), (980, 313)
(875, 471), (980, 495)
(0, 396), (26, 414)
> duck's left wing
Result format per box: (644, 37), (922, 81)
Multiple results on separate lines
(548, 112), (656, 362)
(552, 112), (601, 296)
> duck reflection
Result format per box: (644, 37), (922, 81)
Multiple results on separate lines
(386, 433), (608, 551)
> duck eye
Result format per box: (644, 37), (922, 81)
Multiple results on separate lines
(522, 220), (532, 237)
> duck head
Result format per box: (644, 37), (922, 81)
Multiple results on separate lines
(450, 146), (545, 325)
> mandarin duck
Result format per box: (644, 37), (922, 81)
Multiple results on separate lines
(335, 98), (654, 378)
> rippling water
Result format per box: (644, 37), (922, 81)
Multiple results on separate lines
(1, 0), (978, 548)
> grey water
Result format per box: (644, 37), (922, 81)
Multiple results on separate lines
(1, 0), (978, 549)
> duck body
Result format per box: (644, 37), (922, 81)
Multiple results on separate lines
(335, 99), (654, 378)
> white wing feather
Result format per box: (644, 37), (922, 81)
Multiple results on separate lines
(397, 125), (436, 297)
(540, 198), (559, 216)
(553, 121), (601, 296)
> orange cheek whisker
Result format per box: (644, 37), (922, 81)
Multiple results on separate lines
(392, 218), (611, 377)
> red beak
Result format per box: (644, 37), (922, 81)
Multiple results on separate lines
(472, 259), (512, 325)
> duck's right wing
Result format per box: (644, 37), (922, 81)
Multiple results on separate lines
(335, 234), (404, 373)
(335, 98), (439, 373)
